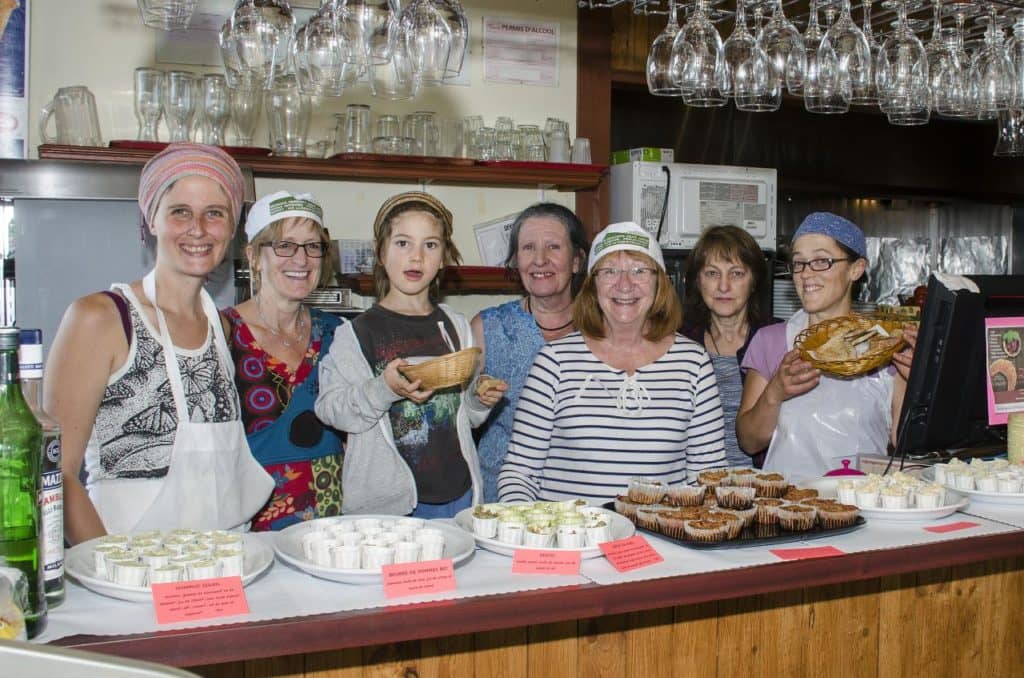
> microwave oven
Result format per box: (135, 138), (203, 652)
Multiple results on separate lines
(609, 161), (778, 251)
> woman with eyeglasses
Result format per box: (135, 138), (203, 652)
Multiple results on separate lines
(220, 191), (346, 530)
(736, 213), (916, 479)
(497, 222), (726, 504)
(46, 144), (273, 544)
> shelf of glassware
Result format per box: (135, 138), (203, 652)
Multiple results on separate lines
(36, 145), (608, 192)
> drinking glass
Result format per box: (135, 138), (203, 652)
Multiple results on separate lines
(570, 137), (592, 164)
(339, 0), (399, 66)
(221, 0), (295, 90)
(735, 3), (780, 112)
(760, 0), (805, 94)
(876, 0), (930, 125)
(294, 1), (354, 97)
(722, 0), (758, 99)
(1009, 16), (1024, 109)
(343, 104), (373, 153)
(474, 126), (496, 159)
(163, 70), (197, 143)
(674, 0), (728, 106)
(137, 0), (198, 31)
(821, 0), (872, 104)
(201, 74), (230, 146)
(993, 108), (1024, 156)
(439, 118), (464, 156)
(229, 85), (262, 146)
(547, 129), (570, 162)
(134, 68), (164, 141)
(969, 6), (1014, 120)
(370, 33), (420, 100)
(462, 114), (483, 157)
(265, 73), (311, 156)
(647, 0), (683, 96)
(803, 0), (849, 113)
(376, 113), (401, 138)
(399, 0), (453, 84)
(402, 111), (438, 155)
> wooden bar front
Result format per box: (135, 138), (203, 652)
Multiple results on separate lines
(55, 530), (1024, 677)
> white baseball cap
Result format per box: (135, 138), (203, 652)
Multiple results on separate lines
(244, 190), (324, 242)
(587, 221), (665, 273)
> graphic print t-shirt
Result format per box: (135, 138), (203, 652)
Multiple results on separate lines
(353, 304), (470, 504)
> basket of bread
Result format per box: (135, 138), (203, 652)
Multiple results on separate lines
(399, 347), (481, 391)
(794, 315), (911, 377)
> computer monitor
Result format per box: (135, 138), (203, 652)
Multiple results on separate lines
(894, 273), (1024, 458)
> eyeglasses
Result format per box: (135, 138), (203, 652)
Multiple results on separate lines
(594, 266), (657, 283)
(788, 257), (853, 274)
(262, 240), (326, 258)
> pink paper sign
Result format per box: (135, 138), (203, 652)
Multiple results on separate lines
(382, 559), (456, 599)
(512, 549), (581, 575)
(984, 317), (1024, 426)
(599, 535), (664, 572)
(924, 521), (980, 534)
(770, 546), (845, 561)
(151, 577), (249, 625)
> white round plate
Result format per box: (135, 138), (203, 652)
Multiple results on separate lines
(805, 477), (969, 521)
(272, 516), (475, 584)
(65, 535), (273, 603)
(453, 506), (634, 559)
(921, 468), (1024, 505)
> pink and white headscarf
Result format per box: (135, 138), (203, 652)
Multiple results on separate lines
(137, 143), (245, 227)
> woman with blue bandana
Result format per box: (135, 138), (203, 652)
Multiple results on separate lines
(735, 212), (917, 479)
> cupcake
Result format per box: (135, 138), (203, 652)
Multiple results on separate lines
(880, 485), (908, 509)
(782, 487), (819, 502)
(730, 506), (758, 529)
(556, 525), (586, 548)
(754, 498), (785, 525)
(634, 507), (663, 532)
(816, 503), (860, 529)
(683, 519), (729, 543)
(729, 468), (758, 487)
(754, 473), (787, 498)
(654, 511), (689, 540)
(584, 519), (612, 546)
(697, 469), (729, 488)
(855, 484), (880, 508)
(714, 485), (756, 510)
(523, 523), (555, 548)
(628, 477), (668, 504)
(471, 506), (500, 538)
(914, 484), (944, 508)
(709, 510), (744, 539)
(614, 495), (643, 520)
(777, 504), (817, 531)
(666, 484), (707, 507)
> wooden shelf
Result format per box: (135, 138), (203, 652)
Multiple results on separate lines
(339, 266), (522, 296)
(37, 145), (607, 192)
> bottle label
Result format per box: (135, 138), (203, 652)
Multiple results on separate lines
(41, 470), (64, 580)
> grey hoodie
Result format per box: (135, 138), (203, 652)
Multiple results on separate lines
(314, 304), (490, 515)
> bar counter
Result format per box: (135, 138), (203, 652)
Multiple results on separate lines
(45, 506), (1024, 678)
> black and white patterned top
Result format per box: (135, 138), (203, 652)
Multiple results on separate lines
(84, 288), (239, 482)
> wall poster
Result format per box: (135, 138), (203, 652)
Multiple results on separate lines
(0, 0), (27, 159)
(482, 16), (558, 87)
(985, 316), (1024, 425)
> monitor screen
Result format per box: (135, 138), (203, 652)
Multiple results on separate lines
(894, 273), (1024, 457)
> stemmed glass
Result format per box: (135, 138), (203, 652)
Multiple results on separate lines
(201, 74), (230, 146)
(162, 70), (197, 143)
(969, 4), (1014, 120)
(400, 0), (462, 85)
(735, 2), (780, 112)
(134, 68), (164, 142)
(371, 29), (421, 99)
(803, 0), (849, 113)
(937, 1), (979, 116)
(876, 0), (930, 125)
(647, 0), (683, 96)
(673, 0), (728, 106)
(760, 0), (805, 94)
(722, 0), (758, 99)
(821, 0), (873, 104)
(229, 86), (262, 146)
(220, 0), (296, 90)
(993, 108), (1024, 156)
(1008, 15), (1024, 110)
(137, 0), (198, 31)
(294, 0), (355, 98)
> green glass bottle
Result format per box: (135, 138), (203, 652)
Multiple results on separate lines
(0, 327), (46, 638)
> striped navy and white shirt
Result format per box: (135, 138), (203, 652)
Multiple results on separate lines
(497, 332), (727, 503)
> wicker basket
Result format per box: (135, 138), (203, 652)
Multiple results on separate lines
(399, 347), (481, 391)
(794, 315), (911, 377)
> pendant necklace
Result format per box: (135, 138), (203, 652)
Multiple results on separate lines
(257, 296), (306, 349)
(527, 297), (574, 333)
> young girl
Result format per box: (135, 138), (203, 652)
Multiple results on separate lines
(315, 192), (506, 517)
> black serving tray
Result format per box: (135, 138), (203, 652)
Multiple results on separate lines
(601, 502), (867, 550)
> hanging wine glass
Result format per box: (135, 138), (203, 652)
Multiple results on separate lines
(876, 0), (930, 125)
(673, 0), (728, 106)
(647, 0), (683, 96)
(339, 0), (399, 67)
(821, 0), (873, 104)
(220, 0), (296, 90)
(760, 0), (805, 94)
(969, 4), (1014, 120)
(804, 0), (849, 113)
(1008, 15), (1024, 109)
(993, 108), (1024, 156)
(722, 0), (758, 99)
(735, 1), (780, 112)
(855, 0), (882, 104)
(293, 1), (356, 97)
(436, 0), (469, 81)
(400, 0), (453, 84)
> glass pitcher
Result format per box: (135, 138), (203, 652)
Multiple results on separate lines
(39, 86), (103, 146)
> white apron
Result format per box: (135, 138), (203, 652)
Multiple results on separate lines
(91, 271), (273, 533)
(762, 310), (894, 481)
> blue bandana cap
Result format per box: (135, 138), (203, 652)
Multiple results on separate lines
(792, 212), (867, 259)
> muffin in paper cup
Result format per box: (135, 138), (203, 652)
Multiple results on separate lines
(754, 473), (787, 498)
(715, 485), (756, 510)
(754, 498), (785, 525)
(523, 524), (555, 548)
(584, 519), (612, 546)
(666, 484), (706, 507)
(710, 510), (744, 539)
(628, 477), (668, 504)
(697, 469), (729, 488)
(683, 519), (729, 543)
(635, 507), (663, 532)
(777, 504), (817, 531)
(815, 503), (860, 529)
(731, 506), (757, 528)
(782, 487), (819, 502)
(754, 522), (780, 538)
(614, 495), (643, 520)
(471, 506), (500, 538)
(654, 511), (689, 540)
(729, 468), (758, 487)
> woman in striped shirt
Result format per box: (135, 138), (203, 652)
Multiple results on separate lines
(497, 222), (727, 504)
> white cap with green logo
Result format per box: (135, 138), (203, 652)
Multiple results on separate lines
(245, 190), (324, 242)
(587, 221), (665, 273)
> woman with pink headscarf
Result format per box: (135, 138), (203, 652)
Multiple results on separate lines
(45, 143), (273, 544)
